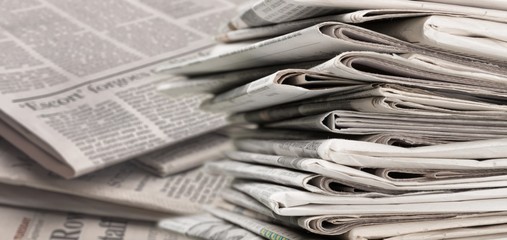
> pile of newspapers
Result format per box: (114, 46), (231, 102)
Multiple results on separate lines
(156, 0), (507, 239)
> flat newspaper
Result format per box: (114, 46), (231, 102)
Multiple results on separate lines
(0, 205), (193, 240)
(0, 0), (245, 178)
(0, 139), (231, 215)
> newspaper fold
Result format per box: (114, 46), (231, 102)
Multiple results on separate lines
(217, 10), (461, 43)
(228, 0), (507, 29)
(230, 83), (507, 124)
(157, 21), (440, 75)
(372, 15), (507, 63)
(159, 214), (262, 240)
(201, 69), (361, 112)
(233, 181), (507, 216)
(207, 160), (364, 195)
(311, 52), (507, 99)
(225, 151), (507, 193)
(266, 110), (507, 140)
(235, 138), (507, 170)
(157, 61), (322, 97)
(346, 213), (507, 240)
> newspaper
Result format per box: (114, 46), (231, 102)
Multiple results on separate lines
(265, 110), (507, 140)
(311, 52), (507, 99)
(225, 151), (507, 193)
(0, 0), (248, 178)
(159, 214), (263, 240)
(200, 69), (361, 112)
(423, 0), (507, 11)
(371, 15), (507, 64)
(232, 181), (507, 216)
(0, 183), (173, 221)
(346, 213), (507, 240)
(217, 10), (461, 43)
(206, 207), (320, 240)
(135, 133), (233, 177)
(206, 160), (361, 195)
(0, 205), (193, 240)
(156, 21), (445, 75)
(235, 138), (507, 170)
(220, 185), (507, 236)
(357, 132), (469, 146)
(227, 0), (507, 29)
(387, 225), (507, 240)
(157, 61), (322, 96)
(230, 83), (507, 124)
(0, 138), (231, 214)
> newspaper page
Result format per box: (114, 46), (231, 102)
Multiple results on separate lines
(157, 61), (322, 96)
(227, 0), (507, 29)
(0, 0), (248, 178)
(136, 133), (233, 177)
(421, 0), (507, 12)
(0, 183), (173, 221)
(233, 181), (507, 216)
(231, 83), (507, 125)
(206, 207), (321, 240)
(234, 138), (507, 170)
(265, 110), (507, 140)
(226, 151), (507, 193)
(372, 15), (507, 63)
(206, 160), (353, 195)
(346, 213), (507, 240)
(159, 214), (263, 240)
(218, 10), (461, 43)
(201, 69), (361, 112)
(311, 52), (507, 99)
(220, 186), (502, 237)
(0, 205), (194, 240)
(156, 21), (432, 75)
(0, 138), (231, 215)
(358, 132), (464, 146)
(388, 225), (507, 240)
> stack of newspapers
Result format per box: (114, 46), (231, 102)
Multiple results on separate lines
(156, 0), (507, 239)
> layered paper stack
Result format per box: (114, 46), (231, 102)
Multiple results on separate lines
(157, 0), (507, 239)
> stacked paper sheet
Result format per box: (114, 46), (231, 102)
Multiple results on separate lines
(157, 0), (507, 239)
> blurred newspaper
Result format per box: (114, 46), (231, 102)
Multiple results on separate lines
(159, 214), (263, 240)
(0, 205), (193, 240)
(0, 0), (247, 178)
(216, 10), (462, 43)
(158, 21), (492, 75)
(135, 133), (233, 177)
(0, 139), (231, 215)
(227, 0), (507, 29)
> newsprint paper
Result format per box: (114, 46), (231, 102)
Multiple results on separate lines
(0, 0), (246, 178)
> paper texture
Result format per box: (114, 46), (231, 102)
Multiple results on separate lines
(0, 183), (173, 221)
(0, 138), (231, 215)
(226, 151), (507, 193)
(228, 0), (507, 29)
(218, 10), (461, 43)
(136, 133), (232, 177)
(156, 21), (440, 75)
(159, 214), (262, 240)
(0, 205), (193, 240)
(373, 15), (507, 63)
(0, 0), (245, 178)
(201, 69), (361, 112)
